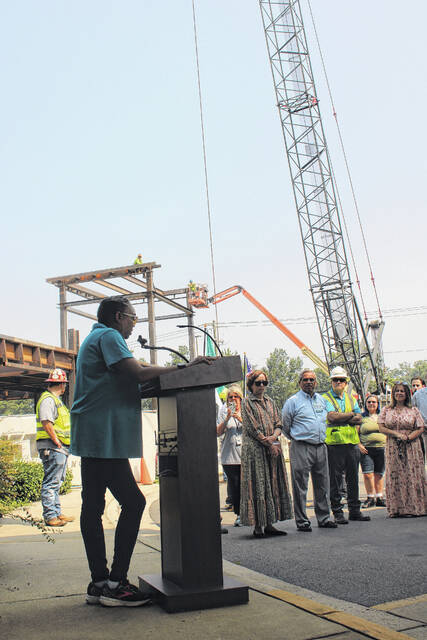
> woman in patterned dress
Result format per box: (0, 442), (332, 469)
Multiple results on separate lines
(378, 382), (427, 517)
(240, 370), (293, 537)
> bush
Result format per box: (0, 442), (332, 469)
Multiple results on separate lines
(12, 461), (73, 503)
(0, 439), (73, 513)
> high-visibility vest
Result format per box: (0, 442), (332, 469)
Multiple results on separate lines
(323, 391), (359, 445)
(36, 391), (71, 445)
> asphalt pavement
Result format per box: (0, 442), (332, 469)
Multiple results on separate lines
(220, 506), (427, 607)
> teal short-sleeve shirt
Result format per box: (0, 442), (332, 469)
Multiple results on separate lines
(70, 323), (142, 459)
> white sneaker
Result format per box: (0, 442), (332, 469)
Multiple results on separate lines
(234, 516), (241, 527)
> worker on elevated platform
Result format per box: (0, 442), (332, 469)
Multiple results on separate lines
(133, 253), (142, 265)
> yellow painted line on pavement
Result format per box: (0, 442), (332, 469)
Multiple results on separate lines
(263, 588), (415, 640)
(265, 589), (336, 615)
(372, 593), (427, 611)
(323, 612), (415, 640)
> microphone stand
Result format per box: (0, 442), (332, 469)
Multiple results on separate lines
(176, 325), (223, 357)
(137, 336), (190, 363)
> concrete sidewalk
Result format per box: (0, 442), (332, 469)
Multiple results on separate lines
(1, 486), (426, 640)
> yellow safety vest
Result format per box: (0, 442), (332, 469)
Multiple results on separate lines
(323, 391), (359, 445)
(36, 391), (71, 445)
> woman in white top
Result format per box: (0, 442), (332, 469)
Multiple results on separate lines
(217, 385), (243, 526)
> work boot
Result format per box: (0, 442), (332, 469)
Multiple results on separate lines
(349, 512), (371, 521)
(58, 514), (75, 522)
(45, 517), (66, 527)
(334, 513), (348, 525)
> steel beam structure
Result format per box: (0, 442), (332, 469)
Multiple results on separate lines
(47, 262), (195, 360)
(259, 0), (377, 395)
(0, 334), (76, 404)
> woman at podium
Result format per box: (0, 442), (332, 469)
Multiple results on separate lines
(240, 370), (293, 537)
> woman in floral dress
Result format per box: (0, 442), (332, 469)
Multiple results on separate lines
(240, 370), (293, 537)
(378, 382), (427, 517)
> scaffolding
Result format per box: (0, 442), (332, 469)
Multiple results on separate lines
(46, 261), (196, 363)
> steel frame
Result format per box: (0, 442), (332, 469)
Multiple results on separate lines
(259, 0), (370, 395)
(47, 262), (196, 362)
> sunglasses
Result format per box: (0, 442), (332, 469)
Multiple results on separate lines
(121, 312), (137, 323)
(228, 395), (240, 400)
(366, 401), (378, 405)
(332, 378), (347, 383)
(254, 380), (268, 387)
(302, 378), (316, 383)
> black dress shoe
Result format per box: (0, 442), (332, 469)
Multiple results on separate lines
(264, 527), (287, 536)
(349, 512), (371, 521)
(334, 514), (348, 525)
(221, 527), (229, 534)
(297, 522), (312, 532)
(318, 520), (338, 529)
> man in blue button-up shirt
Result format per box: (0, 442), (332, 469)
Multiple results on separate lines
(282, 369), (336, 532)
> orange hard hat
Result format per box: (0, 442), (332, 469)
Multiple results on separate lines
(46, 368), (68, 383)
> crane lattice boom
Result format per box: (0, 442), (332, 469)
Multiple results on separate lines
(259, 0), (382, 396)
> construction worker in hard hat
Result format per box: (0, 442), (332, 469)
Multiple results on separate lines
(323, 366), (370, 525)
(36, 368), (74, 527)
(133, 253), (143, 265)
(188, 279), (197, 293)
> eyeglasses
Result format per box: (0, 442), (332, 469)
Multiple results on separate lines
(332, 378), (347, 383)
(228, 395), (240, 400)
(121, 312), (137, 323)
(254, 380), (268, 387)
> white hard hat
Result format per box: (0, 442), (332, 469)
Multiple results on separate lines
(329, 366), (349, 380)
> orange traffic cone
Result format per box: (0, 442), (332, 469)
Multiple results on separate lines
(140, 457), (153, 485)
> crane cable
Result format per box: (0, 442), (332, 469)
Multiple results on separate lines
(307, 0), (383, 321)
(191, 0), (220, 340)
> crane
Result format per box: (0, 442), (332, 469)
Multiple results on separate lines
(208, 285), (329, 375)
(258, 0), (384, 398)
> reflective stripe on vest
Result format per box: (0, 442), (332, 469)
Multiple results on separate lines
(323, 390), (359, 445)
(36, 391), (71, 445)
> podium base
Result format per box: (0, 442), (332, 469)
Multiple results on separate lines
(139, 574), (249, 613)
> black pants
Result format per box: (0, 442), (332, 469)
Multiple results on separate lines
(80, 458), (146, 583)
(222, 464), (241, 516)
(327, 444), (360, 515)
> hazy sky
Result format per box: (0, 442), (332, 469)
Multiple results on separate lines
(1, 1), (426, 370)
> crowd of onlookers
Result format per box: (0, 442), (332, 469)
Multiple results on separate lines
(217, 369), (427, 535)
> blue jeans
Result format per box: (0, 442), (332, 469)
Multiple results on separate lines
(39, 449), (68, 521)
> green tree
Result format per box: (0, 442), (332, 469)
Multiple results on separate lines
(264, 348), (303, 409)
(385, 359), (427, 386)
(0, 398), (34, 416)
(313, 367), (330, 393)
(222, 348), (239, 358)
(165, 345), (190, 367)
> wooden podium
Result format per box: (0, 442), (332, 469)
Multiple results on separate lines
(139, 356), (249, 613)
